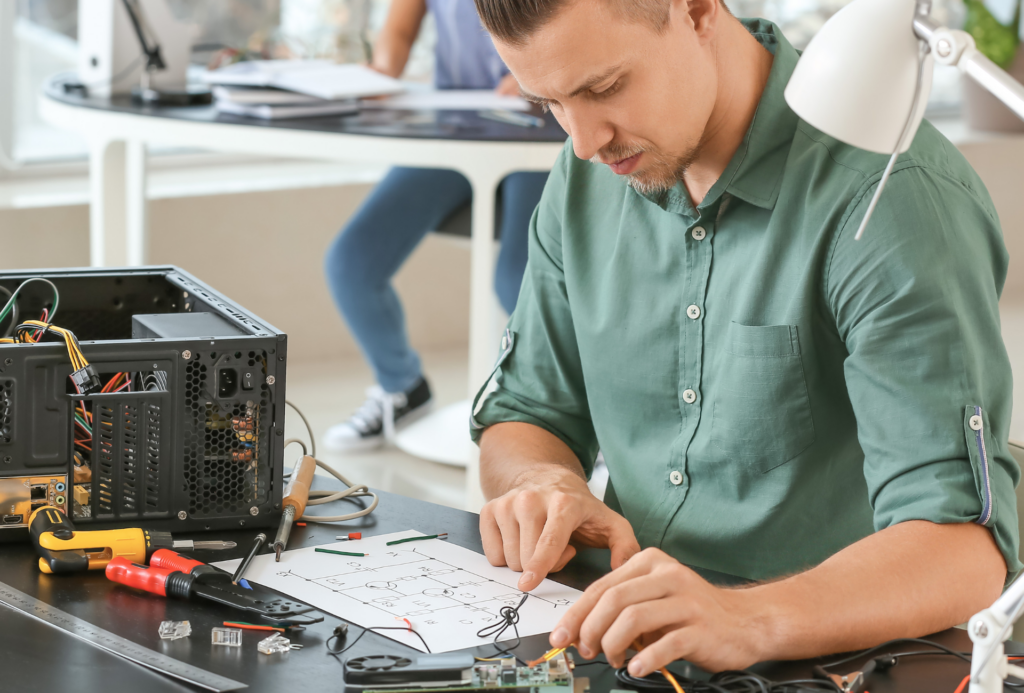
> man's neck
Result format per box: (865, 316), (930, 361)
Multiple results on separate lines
(681, 17), (775, 207)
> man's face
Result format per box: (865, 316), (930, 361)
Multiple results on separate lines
(495, 0), (720, 194)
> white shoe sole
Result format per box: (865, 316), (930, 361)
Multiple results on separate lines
(321, 399), (435, 454)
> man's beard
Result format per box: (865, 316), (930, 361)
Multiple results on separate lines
(591, 139), (703, 195)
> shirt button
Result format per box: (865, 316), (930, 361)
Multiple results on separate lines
(669, 470), (683, 486)
(691, 226), (706, 241)
(970, 415), (984, 431)
(682, 389), (696, 403)
(686, 304), (701, 320)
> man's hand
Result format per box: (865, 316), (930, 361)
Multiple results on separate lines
(480, 469), (640, 592)
(550, 548), (764, 673)
(494, 73), (521, 96)
(548, 522), (1006, 673)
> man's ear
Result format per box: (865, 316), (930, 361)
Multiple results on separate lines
(676, 0), (720, 42)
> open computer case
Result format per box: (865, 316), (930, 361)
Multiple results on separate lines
(0, 266), (286, 541)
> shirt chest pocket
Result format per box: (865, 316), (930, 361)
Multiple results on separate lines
(710, 322), (816, 473)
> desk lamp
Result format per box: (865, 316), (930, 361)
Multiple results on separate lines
(120, 0), (211, 106)
(785, 1), (1024, 691)
(785, 0), (1024, 240)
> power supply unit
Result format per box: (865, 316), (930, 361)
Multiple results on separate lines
(0, 266), (286, 541)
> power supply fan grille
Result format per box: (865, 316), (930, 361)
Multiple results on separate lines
(183, 351), (271, 517)
(347, 656), (413, 671)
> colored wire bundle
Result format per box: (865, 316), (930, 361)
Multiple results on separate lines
(0, 278), (59, 339)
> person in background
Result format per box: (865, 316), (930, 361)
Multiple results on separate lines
(323, 0), (548, 451)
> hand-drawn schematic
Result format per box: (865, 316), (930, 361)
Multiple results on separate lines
(214, 530), (583, 653)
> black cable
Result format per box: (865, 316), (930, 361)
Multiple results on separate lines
(819, 637), (970, 670)
(326, 624), (432, 657)
(475, 594), (529, 665)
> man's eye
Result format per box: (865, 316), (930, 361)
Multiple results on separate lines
(593, 81), (622, 98)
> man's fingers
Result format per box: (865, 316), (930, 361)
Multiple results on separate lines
(607, 518), (641, 569)
(576, 579), (673, 664)
(515, 493), (549, 572)
(599, 600), (686, 668)
(551, 544), (577, 573)
(520, 496), (580, 591)
(550, 550), (663, 650)
(627, 629), (695, 679)
(494, 505), (523, 572)
(480, 505), (507, 567)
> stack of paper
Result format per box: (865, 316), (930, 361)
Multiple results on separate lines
(203, 60), (404, 120)
(212, 85), (359, 120)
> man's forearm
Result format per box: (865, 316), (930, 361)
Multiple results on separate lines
(743, 520), (1006, 661)
(479, 422), (587, 500)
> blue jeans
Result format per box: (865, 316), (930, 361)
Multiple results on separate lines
(325, 167), (548, 393)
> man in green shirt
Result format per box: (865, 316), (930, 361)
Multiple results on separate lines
(469, 0), (1021, 675)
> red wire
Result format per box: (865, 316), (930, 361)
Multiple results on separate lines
(952, 674), (969, 693)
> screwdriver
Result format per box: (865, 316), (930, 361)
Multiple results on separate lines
(28, 506), (236, 574)
(273, 455), (317, 561)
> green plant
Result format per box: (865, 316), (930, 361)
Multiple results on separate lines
(964, 0), (1021, 69)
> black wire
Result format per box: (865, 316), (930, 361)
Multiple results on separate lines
(475, 594), (529, 665)
(614, 663), (844, 693)
(326, 624), (432, 657)
(818, 637), (970, 670)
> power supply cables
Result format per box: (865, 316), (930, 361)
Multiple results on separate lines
(0, 277), (58, 339)
(283, 399), (379, 523)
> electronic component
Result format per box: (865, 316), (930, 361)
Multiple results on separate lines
(344, 652), (586, 693)
(258, 633), (301, 654)
(0, 476), (67, 528)
(158, 620), (191, 640)
(0, 267), (287, 542)
(211, 627), (242, 647)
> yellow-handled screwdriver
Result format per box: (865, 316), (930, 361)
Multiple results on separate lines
(272, 455), (317, 561)
(28, 506), (236, 574)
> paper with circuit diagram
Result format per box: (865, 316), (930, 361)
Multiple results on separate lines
(213, 529), (583, 653)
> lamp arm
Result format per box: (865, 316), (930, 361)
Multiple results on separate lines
(913, 17), (1024, 122)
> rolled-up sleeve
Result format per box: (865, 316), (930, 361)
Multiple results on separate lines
(827, 162), (1021, 578)
(470, 145), (600, 475)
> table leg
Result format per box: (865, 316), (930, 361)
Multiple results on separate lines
(125, 140), (148, 266)
(465, 171), (505, 512)
(87, 139), (147, 267)
(87, 139), (127, 267)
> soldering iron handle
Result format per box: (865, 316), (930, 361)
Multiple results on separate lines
(283, 455), (317, 518)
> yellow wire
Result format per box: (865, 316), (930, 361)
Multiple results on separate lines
(630, 640), (684, 693)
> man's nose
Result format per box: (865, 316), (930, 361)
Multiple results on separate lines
(561, 107), (614, 162)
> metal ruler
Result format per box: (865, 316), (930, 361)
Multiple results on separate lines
(0, 579), (247, 692)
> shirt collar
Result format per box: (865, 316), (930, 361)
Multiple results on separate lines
(640, 19), (801, 215)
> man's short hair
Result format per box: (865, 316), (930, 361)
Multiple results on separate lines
(476, 0), (728, 47)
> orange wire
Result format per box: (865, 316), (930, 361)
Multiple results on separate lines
(631, 640), (684, 693)
(952, 674), (969, 693)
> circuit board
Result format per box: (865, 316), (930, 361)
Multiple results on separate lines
(359, 653), (588, 693)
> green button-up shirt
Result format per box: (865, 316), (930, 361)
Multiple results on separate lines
(471, 19), (1021, 581)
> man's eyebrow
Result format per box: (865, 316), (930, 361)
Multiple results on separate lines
(518, 64), (625, 103)
(566, 64), (623, 98)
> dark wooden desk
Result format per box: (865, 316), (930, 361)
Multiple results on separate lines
(0, 486), (1013, 692)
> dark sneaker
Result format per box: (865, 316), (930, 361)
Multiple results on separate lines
(323, 378), (433, 452)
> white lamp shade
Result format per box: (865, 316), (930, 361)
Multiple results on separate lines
(784, 0), (933, 154)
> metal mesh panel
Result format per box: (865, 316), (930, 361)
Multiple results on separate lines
(84, 392), (169, 521)
(183, 351), (270, 517)
(0, 379), (12, 445)
(95, 404), (115, 516)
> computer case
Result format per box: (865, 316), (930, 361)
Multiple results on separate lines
(0, 266), (286, 540)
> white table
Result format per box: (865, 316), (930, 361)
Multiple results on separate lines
(40, 84), (565, 511)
